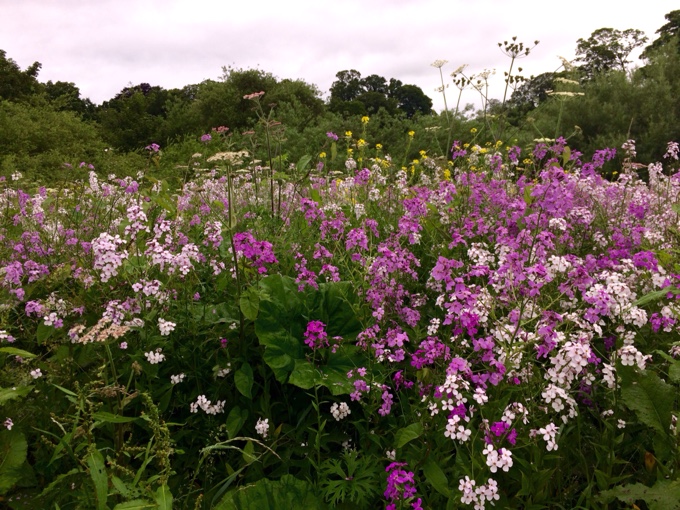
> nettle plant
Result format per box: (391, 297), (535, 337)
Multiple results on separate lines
(1, 128), (680, 509)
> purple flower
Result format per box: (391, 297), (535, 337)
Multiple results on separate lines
(145, 143), (160, 152)
(326, 131), (339, 141)
(303, 320), (329, 350)
(200, 134), (212, 142)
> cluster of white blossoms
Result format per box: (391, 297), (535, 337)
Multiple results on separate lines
(617, 345), (650, 370)
(145, 349), (165, 364)
(533, 422), (559, 451)
(158, 318), (176, 336)
(459, 476), (500, 508)
(170, 373), (185, 385)
(190, 395), (225, 415)
(255, 418), (269, 438)
(482, 444), (513, 473)
(330, 402), (351, 421)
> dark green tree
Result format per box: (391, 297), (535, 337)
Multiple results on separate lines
(392, 84), (433, 118)
(641, 10), (680, 60)
(575, 28), (648, 77)
(0, 49), (42, 101)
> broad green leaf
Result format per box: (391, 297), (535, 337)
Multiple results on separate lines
(239, 287), (260, 321)
(242, 440), (256, 465)
(225, 406), (248, 439)
(36, 323), (53, 344)
(669, 361), (680, 384)
(296, 154), (312, 174)
(0, 386), (32, 407)
(395, 423), (424, 449)
(621, 371), (674, 436)
(422, 458), (450, 497)
(0, 429), (28, 494)
(634, 286), (677, 306)
(155, 484), (173, 510)
(86, 448), (108, 510)
(597, 480), (680, 510)
(234, 362), (254, 399)
(0, 347), (36, 358)
(214, 474), (325, 510)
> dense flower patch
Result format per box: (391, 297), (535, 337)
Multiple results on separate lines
(1, 136), (680, 508)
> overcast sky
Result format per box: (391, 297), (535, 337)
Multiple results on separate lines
(1, 0), (677, 112)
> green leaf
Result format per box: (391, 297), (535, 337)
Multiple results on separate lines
(112, 500), (157, 510)
(561, 146), (571, 167)
(0, 386), (32, 407)
(92, 412), (139, 424)
(669, 361), (680, 384)
(634, 286), (677, 306)
(234, 362), (254, 399)
(239, 287), (260, 321)
(394, 423), (423, 449)
(36, 323), (54, 344)
(86, 448), (108, 510)
(154, 484), (173, 510)
(225, 406), (248, 440)
(621, 370), (674, 436)
(0, 429), (28, 494)
(296, 154), (312, 174)
(597, 480), (680, 510)
(214, 474), (325, 510)
(422, 458), (450, 497)
(0, 347), (36, 358)
(242, 440), (257, 465)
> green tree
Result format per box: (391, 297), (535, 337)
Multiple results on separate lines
(641, 10), (680, 59)
(0, 49), (42, 101)
(575, 28), (648, 77)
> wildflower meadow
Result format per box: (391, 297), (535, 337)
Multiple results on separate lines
(2, 20), (680, 509)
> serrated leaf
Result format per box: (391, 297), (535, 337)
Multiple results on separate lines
(597, 480), (680, 510)
(422, 458), (449, 497)
(621, 371), (674, 436)
(155, 484), (173, 510)
(234, 363), (254, 399)
(395, 423), (423, 449)
(86, 449), (108, 510)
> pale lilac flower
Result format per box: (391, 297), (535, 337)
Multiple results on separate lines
(330, 402), (351, 421)
(255, 418), (269, 438)
(30, 368), (42, 379)
(158, 318), (176, 336)
(4, 418), (13, 430)
(171, 373), (186, 384)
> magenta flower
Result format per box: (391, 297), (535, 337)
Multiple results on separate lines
(200, 134), (212, 142)
(303, 320), (329, 350)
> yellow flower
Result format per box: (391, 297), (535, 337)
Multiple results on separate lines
(319, 152), (326, 158)
(470, 128), (478, 134)
(357, 138), (367, 148)
(347, 148), (353, 155)
(419, 150), (427, 157)
(361, 116), (370, 124)
(523, 158), (532, 165)
(480, 148), (488, 154)
(463, 143), (470, 148)
(412, 159), (420, 165)
(443, 168), (451, 181)
(375, 143), (383, 150)
(345, 131), (352, 138)
(495, 140), (503, 148)
(408, 130), (415, 138)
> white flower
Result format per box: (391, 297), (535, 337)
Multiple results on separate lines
(255, 418), (269, 438)
(158, 318), (176, 336)
(4, 418), (13, 430)
(171, 373), (185, 385)
(145, 349), (165, 364)
(330, 402), (351, 421)
(386, 449), (396, 460)
(30, 368), (42, 379)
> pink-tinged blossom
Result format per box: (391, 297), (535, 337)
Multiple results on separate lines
(92, 232), (128, 282)
(303, 320), (328, 350)
(232, 231), (278, 274)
